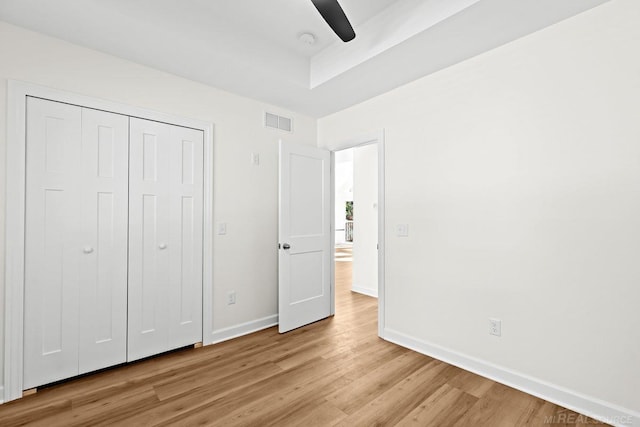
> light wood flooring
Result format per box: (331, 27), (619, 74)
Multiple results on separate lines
(0, 260), (606, 426)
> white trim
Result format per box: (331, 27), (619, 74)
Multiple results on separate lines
(377, 133), (386, 339)
(201, 116), (215, 347)
(351, 285), (378, 298)
(384, 328), (640, 427)
(208, 315), (278, 345)
(3, 80), (215, 403)
(329, 151), (336, 317)
(329, 130), (383, 152)
(329, 130), (386, 339)
(4, 81), (28, 403)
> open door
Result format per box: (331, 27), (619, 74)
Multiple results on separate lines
(278, 141), (331, 333)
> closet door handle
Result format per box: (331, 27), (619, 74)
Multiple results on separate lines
(158, 243), (168, 250)
(83, 246), (94, 254)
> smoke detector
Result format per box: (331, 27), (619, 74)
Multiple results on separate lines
(298, 32), (317, 45)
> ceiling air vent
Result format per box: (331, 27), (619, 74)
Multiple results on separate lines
(265, 112), (292, 132)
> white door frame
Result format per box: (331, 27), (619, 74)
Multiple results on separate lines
(329, 130), (385, 338)
(3, 80), (215, 403)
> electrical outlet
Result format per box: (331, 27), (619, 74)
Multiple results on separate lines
(227, 291), (236, 305)
(489, 318), (501, 336)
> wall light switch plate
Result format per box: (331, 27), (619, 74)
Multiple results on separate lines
(396, 224), (409, 237)
(227, 291), (236, 305)
(217, 222), (227, 235)
(489, 318), (502, 336)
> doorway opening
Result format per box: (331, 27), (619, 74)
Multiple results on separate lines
(276, 131), (384, 336)
(332, 142), (380, 330)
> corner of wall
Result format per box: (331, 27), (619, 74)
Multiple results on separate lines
(351, 285), (378, 298)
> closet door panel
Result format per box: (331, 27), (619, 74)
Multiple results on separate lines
(128, 119), (203, 360)
(128, 118), (172, 361)
(24, 97), (82, 389)
(78, 108), (129, 374)
(167, 126), (204, 348)
(24, 99), (204, 385)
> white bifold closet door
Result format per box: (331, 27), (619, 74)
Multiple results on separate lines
(127, 118), (204, 361)
(24, 98), (129, 389)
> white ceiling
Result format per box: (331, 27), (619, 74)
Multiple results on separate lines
(0, 0), (609, 117)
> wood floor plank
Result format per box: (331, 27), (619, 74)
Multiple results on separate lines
(326, 351), (430, 415)
(396, 383), (478, 426)
(153, 360), (284, 402)
(210, 374), (351, 426)
(454, 382), (608, 427)
(0, 399), (71, 427)
(65, 385), (159, 427)
(125, 362), (287, 425)
(334, 360), (461, 427)
(153, 357), (344, 426)
(266, 400), (348, 427)
(0, 259), (605, 426)
(447, 368), (495, 398)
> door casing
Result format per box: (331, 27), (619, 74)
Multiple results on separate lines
(327, 130), (386, 338)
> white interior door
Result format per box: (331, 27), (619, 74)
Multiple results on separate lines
(77, 108), (129, 374)
(24, 97), (82, 389)
(128, 118), (203, 361)
(24, 98), (130, 388)
(278, 141), (331, 333)
(128, 118), (170, 360)
(166, 124), (204, 349)
(22, 96), (203, 388)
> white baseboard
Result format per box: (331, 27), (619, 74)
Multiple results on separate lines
(383, 328), (639, 427)
(351, 285), (378, 298)
(206, 315), (278, 346)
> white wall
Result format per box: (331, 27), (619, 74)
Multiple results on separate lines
(319, 0), (640, 421)
(0, 21), (317, 387)
(352, 144), (378, 297)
